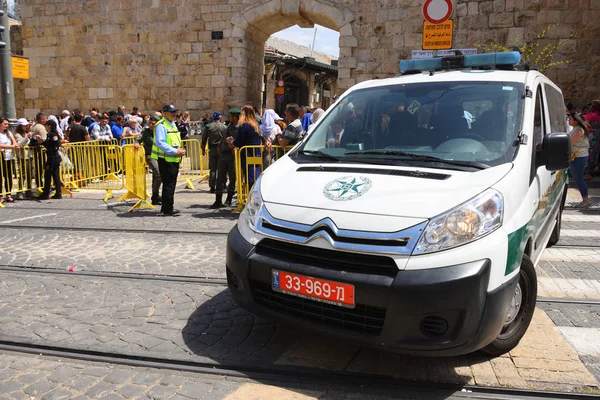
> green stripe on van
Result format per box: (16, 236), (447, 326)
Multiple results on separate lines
(506, 225), (527, 276)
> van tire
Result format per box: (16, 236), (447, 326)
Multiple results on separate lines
(481, 255), (537, 356)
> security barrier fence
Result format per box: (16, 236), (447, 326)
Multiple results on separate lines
(61, 140), (124, 201)
(0, 139), (290, 211)
(233, 145), (293, 212)
(118, 144), (154, 212)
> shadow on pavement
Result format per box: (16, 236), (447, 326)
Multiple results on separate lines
(182, 288), (472, 393)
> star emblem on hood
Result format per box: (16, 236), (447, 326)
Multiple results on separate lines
(323, 176), (372, 201)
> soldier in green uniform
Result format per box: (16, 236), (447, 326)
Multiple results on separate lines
(201, 112), (227, 193)
(210, 109), (240, 209)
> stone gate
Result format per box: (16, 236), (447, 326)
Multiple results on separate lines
(16, 0), (600, 117)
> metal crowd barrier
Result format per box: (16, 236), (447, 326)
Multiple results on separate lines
(121, 136), (139, 146)
(178, 139), (209, 190)
(117, 144), (154, 212)
(0, 145), (46, 207)
(60, 140), (124, 201)
(233, 145), (292, 212)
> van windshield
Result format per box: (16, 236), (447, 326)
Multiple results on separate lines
(298, 81), (524, 170)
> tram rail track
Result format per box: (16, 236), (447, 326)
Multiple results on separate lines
(0, 223), (231, 236)
(0, 339), (597, 399)
(0, 264), (228, 285)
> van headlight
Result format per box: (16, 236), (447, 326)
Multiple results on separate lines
(413, 189), (503, 255)
(237, 178), (263, 244)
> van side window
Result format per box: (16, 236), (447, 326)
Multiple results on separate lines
(544, 85), (567, 133)
(533, 86), (545, 148)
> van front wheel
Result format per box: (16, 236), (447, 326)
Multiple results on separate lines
(481, 255), (537, 356)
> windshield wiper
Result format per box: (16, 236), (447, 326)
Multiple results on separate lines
(344, 150), (489, 170)
(298, 150), (341, 161)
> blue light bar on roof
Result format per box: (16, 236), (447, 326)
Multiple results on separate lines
(399, 51), (521, 73)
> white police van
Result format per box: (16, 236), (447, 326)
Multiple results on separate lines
(226, 52), (570, 356)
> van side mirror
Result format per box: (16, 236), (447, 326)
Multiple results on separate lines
(535, 133), (571, 171)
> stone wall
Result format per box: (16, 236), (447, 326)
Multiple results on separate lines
(16, 0), (600, 118)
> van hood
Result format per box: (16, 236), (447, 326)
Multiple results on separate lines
(260, 158), (512, 219)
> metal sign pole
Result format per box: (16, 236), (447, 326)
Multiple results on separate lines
(0, 0), (16, 127)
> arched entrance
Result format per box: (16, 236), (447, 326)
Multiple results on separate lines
(229, 0), (354, 108)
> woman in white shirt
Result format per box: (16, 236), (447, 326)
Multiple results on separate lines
(0, 118), (19, 203)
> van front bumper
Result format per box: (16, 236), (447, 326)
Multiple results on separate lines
(226, 225), (518, 356)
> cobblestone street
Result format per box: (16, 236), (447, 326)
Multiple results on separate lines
(0, 184), (600, 398)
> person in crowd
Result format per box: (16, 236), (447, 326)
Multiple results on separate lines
(253, 105), (262, 125)
(227, 105), (262, 187)
(60, 110), (71, 133)
(135, 115), (162, 205)
(310, 108), (325, 124)
(584, 99), (600, 180)
(83, 108), (97, 127)
(31, 112), (48, 140)
(278, 103), (304, 147)
(182, 111), (191, 124)
(48, 115), (64, 140)
(569, 112), (591, 207)
(176, 112), (189, 141)
(152, 104), (185, 216)
(202, 111), (227, 193)
(259, 109), (283, 168)
(67, 113), (90, 143)
(300, 106), (312, 132)
(212, 108), (240, 209)
(14, 118), (35, 199)
(112, 116), (125, 142)
(131, 106), (140, 117)
(108, 111), (119, 129)
(122, 117), (141, 142)
(141, 113), (151, 129)
(91, 115), (113, 141)
(118, 105), (127, 118)
(36, 119), (62, 200)
(0, 118), (19, 203)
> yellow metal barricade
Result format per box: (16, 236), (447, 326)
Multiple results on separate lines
(117, 144), (154, 212)
(61, 140), (124, 202)
(121, 136), (138, 146)
(0, 145), (70, 207)
(233, 145), (293, 212)
(178, 139), (209, 190)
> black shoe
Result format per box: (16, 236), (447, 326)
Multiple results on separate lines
(210, 187), (216, 194)
(51, 195), (62, 199)
(224, 194), (233, 207)
(210, 195), (223, 209)
(151, 198), (162, 205)
(36, 195), (49, 200)
(161, 209), (181, 216)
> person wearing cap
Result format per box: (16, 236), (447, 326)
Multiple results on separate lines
(201, 111), (227, 193)
(212, 108), (240, 208)
(35, 119), (62, 200)
(135, 115), (163, 205)
(152, 104), (185, 216)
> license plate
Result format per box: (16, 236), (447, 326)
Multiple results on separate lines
(271, 270), (355, 309)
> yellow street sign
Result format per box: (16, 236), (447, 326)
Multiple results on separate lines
(12, 56), (29, 80)
(274, 86), (285, 95)
(422, 20), (453, 50)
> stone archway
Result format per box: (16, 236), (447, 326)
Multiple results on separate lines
(229, 0), (354, 108)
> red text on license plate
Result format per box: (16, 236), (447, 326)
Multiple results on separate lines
(272, 270), (355, 308)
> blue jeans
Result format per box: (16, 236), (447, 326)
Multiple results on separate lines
(570, 156), (589, 199)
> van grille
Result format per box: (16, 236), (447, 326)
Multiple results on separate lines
(250, 281), (386, 335)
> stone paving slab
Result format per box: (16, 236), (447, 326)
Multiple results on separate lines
(0, 188), (238, 234)
(0, 228), (227, 279)
(0, 272), (597, 393)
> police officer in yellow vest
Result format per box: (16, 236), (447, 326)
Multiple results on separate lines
(152, 104), (186, 216)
